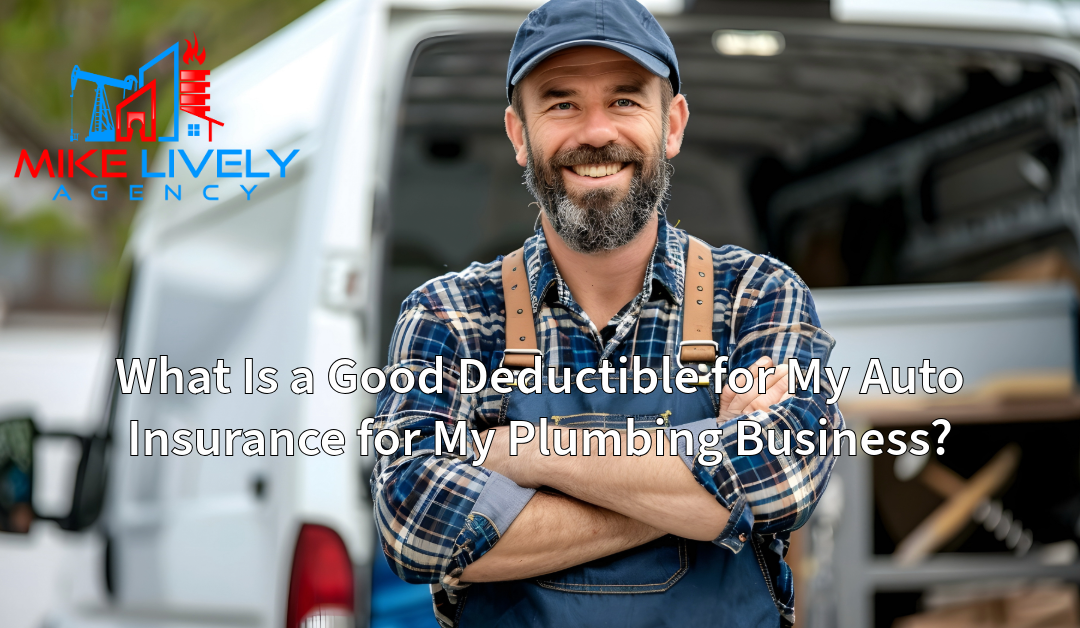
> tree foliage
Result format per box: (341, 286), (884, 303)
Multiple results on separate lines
(0, 0), (324, 309)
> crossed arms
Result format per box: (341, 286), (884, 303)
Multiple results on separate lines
(370, 258), (843, 587)
(460, 361), (789, 582)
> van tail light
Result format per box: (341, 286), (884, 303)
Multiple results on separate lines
(286, 523), (355, 628)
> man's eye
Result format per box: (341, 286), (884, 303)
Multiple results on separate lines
(615, 99), (634, 107)
(555, 103), (573, 110)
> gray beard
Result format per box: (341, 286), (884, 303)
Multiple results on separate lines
(523, 134), (671, 254)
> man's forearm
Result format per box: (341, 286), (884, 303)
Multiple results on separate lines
(479, 366), (793, 542)
(540, 430), (730, 541)
(459, 490), (665, 583)
(483, 427), (730, 541)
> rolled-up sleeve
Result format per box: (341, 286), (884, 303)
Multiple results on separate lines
(370, 296), (534, 585)
(678, 256), (844, 551)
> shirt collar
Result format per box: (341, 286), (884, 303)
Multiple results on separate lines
(652, 215), (685, 305)
(522, 214), (685, 314)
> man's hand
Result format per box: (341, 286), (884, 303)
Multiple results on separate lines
(719, 356), (791, 421)
(478, 426), (540, 488)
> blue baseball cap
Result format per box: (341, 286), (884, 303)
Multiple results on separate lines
(506, 0), (681, 104)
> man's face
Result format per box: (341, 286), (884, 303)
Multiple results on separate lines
(508, 47), (683, 253)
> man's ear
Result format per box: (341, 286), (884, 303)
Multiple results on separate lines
(665, 93), (689, 160)
(505, 105), (529, 167)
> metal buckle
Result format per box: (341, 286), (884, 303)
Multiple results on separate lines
(499, 348), (542, 370)
(676, 340), (719, 385)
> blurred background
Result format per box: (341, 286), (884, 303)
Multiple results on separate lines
(5, 0), (1080, 627)
(0, 3), (325, 628)
(0, 0), (326, 314)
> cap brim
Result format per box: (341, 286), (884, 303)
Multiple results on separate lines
(510, 39), (670, 87)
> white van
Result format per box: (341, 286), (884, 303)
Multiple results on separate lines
(4, 1), (1080, 627)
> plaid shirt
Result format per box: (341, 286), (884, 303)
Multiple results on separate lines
(371, 216), (843, 626)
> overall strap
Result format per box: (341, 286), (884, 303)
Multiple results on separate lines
(501, 240), (717, 371)
(501, 248), (540, 369)
(680, 237), (717, 379)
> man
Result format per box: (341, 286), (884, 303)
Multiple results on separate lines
(372, 0), (843, 625)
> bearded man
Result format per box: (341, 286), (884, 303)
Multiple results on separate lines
(371, 0), (844, 626)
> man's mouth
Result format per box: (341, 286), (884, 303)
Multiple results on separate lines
(568, 162), (629, 178)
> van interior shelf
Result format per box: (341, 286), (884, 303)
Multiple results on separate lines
(842, 393), (1080, 426)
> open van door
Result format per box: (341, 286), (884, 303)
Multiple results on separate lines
(378, 2), (1080, 628)
(49, 0), (389, 626)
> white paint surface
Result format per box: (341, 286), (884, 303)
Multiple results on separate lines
(0, 320), (114, 628)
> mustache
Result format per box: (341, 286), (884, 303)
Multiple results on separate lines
(546, 143), (648, 168)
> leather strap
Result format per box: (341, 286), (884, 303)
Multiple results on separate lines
(500, 240), (715, 371)
(501, 248), (540, 369)
(680, 237), (717, 366)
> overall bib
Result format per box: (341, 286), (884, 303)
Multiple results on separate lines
(455, 242), (782, 627)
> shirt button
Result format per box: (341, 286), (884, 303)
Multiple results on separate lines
(738, 533), (747, 542)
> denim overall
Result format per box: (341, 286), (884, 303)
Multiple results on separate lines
(455, 243), (782, 627)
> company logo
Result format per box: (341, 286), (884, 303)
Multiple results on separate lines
(13, 33), (299, 204)
(69, 33), (223, 143)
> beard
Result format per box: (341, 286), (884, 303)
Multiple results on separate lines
(523, 131), (671, 254)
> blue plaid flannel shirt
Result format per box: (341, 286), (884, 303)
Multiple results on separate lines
(371, 216), (843, 626)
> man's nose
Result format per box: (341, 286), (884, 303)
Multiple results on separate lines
(573, 102), (620, 148)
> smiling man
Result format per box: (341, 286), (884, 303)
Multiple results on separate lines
(371, 1), (844, 626)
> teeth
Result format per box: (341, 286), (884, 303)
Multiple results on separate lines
(572, 163), (622, 178)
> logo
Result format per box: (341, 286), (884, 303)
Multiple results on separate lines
(14, 33), (299, 204)
(69, 33), (223, 143)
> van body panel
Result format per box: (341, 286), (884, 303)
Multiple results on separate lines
(99, 0), (380, 626)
